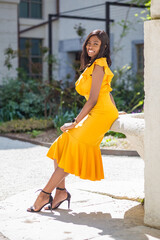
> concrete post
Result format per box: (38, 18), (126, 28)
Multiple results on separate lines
(0, 0), (20, 84)
(144, 0), (160, 228)
(151, 0), (160, 19)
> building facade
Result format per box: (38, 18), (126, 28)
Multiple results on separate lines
(0, 0), (146, 84)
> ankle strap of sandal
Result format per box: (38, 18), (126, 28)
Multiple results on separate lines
(36, 189), (51, 195)
(42, 189), (51, 195)
(56, 187), (66, 191)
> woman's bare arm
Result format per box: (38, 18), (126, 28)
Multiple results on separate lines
(60, 65), (104, 132)
(75, 64), (104, 123)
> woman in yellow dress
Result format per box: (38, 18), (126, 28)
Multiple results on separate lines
(27, 29), (119, 212)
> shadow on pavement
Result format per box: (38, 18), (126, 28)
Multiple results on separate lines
(35, 204), (160, 240)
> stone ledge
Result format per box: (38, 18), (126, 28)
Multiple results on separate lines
(110, 113), (144, 159)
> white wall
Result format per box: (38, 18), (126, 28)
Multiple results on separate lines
(0, 0), (20, 84)
(0, 0), (146, 82)
(111, 5), (144, 69)
(58, 0), (145, 70)
(19, 0), (59, 80)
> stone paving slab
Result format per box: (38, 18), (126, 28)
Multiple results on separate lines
(0, 188), (160, 240)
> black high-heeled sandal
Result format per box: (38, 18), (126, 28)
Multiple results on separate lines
(46, 187), (71, 210)
(27, 189), (53, 212)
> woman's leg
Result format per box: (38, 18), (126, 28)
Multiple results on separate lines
(54, 159), (65, 189)
(44, 159), (68, 210)
(27, 165), (68, 211)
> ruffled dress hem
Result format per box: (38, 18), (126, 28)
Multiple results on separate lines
(46, 131), (104, 181)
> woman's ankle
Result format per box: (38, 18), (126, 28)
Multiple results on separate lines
(39, 191), (50, 200)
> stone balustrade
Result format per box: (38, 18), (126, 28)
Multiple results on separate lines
(110, 113), (144, 159)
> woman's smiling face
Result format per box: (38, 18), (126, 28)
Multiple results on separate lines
(86, 35), (101, 60)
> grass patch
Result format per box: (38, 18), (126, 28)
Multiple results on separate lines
(26, 130), (43, 138)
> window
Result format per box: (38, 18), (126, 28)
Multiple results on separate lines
(19, 0), (42, 19)
(136, 44), (144, 75)
(19, 38), (43, 79)
(132, 41), (144, 75)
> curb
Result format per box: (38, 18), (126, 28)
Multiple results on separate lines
(0, 134), (139, 157)
(0, 134), (51, 148)
(101, 148), (139, 157)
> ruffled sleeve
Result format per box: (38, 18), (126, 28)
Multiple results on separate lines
(94, 58), (108, 67)
(75, 57), (114, 96)
(93, 58), (114, 83)
(90, 58), (114, 92)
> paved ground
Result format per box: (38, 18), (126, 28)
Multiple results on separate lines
(0, 136), (160, 240)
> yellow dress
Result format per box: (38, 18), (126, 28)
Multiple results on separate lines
(47, 57), (118, 181)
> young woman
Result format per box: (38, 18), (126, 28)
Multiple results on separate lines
(27, 29), (119, 212)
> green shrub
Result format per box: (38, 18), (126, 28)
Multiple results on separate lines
(0, 77), (47, 121)
(53, 110), (76, 135)
(0, 75), (84, 122)
(112, 66), (144, 113)
(0, 118), (54, 133)
(105, 130), (126, 138)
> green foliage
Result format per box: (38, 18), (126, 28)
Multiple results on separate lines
(4, 47), (17, 70)
(129, 0), (150, 5)
(111, 65), (144, 113)
(53, 110), (76, 135)
(0, 118), (53, 133)
(117, 20), (133, 38)
(57, 82), (83, 113)
(101, 137), (117, 147)
(129, 0), (151, 20)
(52, 79), (86, 135)
(74, 23), (86, 43)
(0, 77), (46, 121)
(140, 198), (145, 205)
(44, 53), (58, 68)
(105, 131), (126, 138)
(27, 130), (43, 138)
(0, 71), (85, 122)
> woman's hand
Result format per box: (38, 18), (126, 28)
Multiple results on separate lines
(60, 122), (76, 132)
(118, 111), (127, 115)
